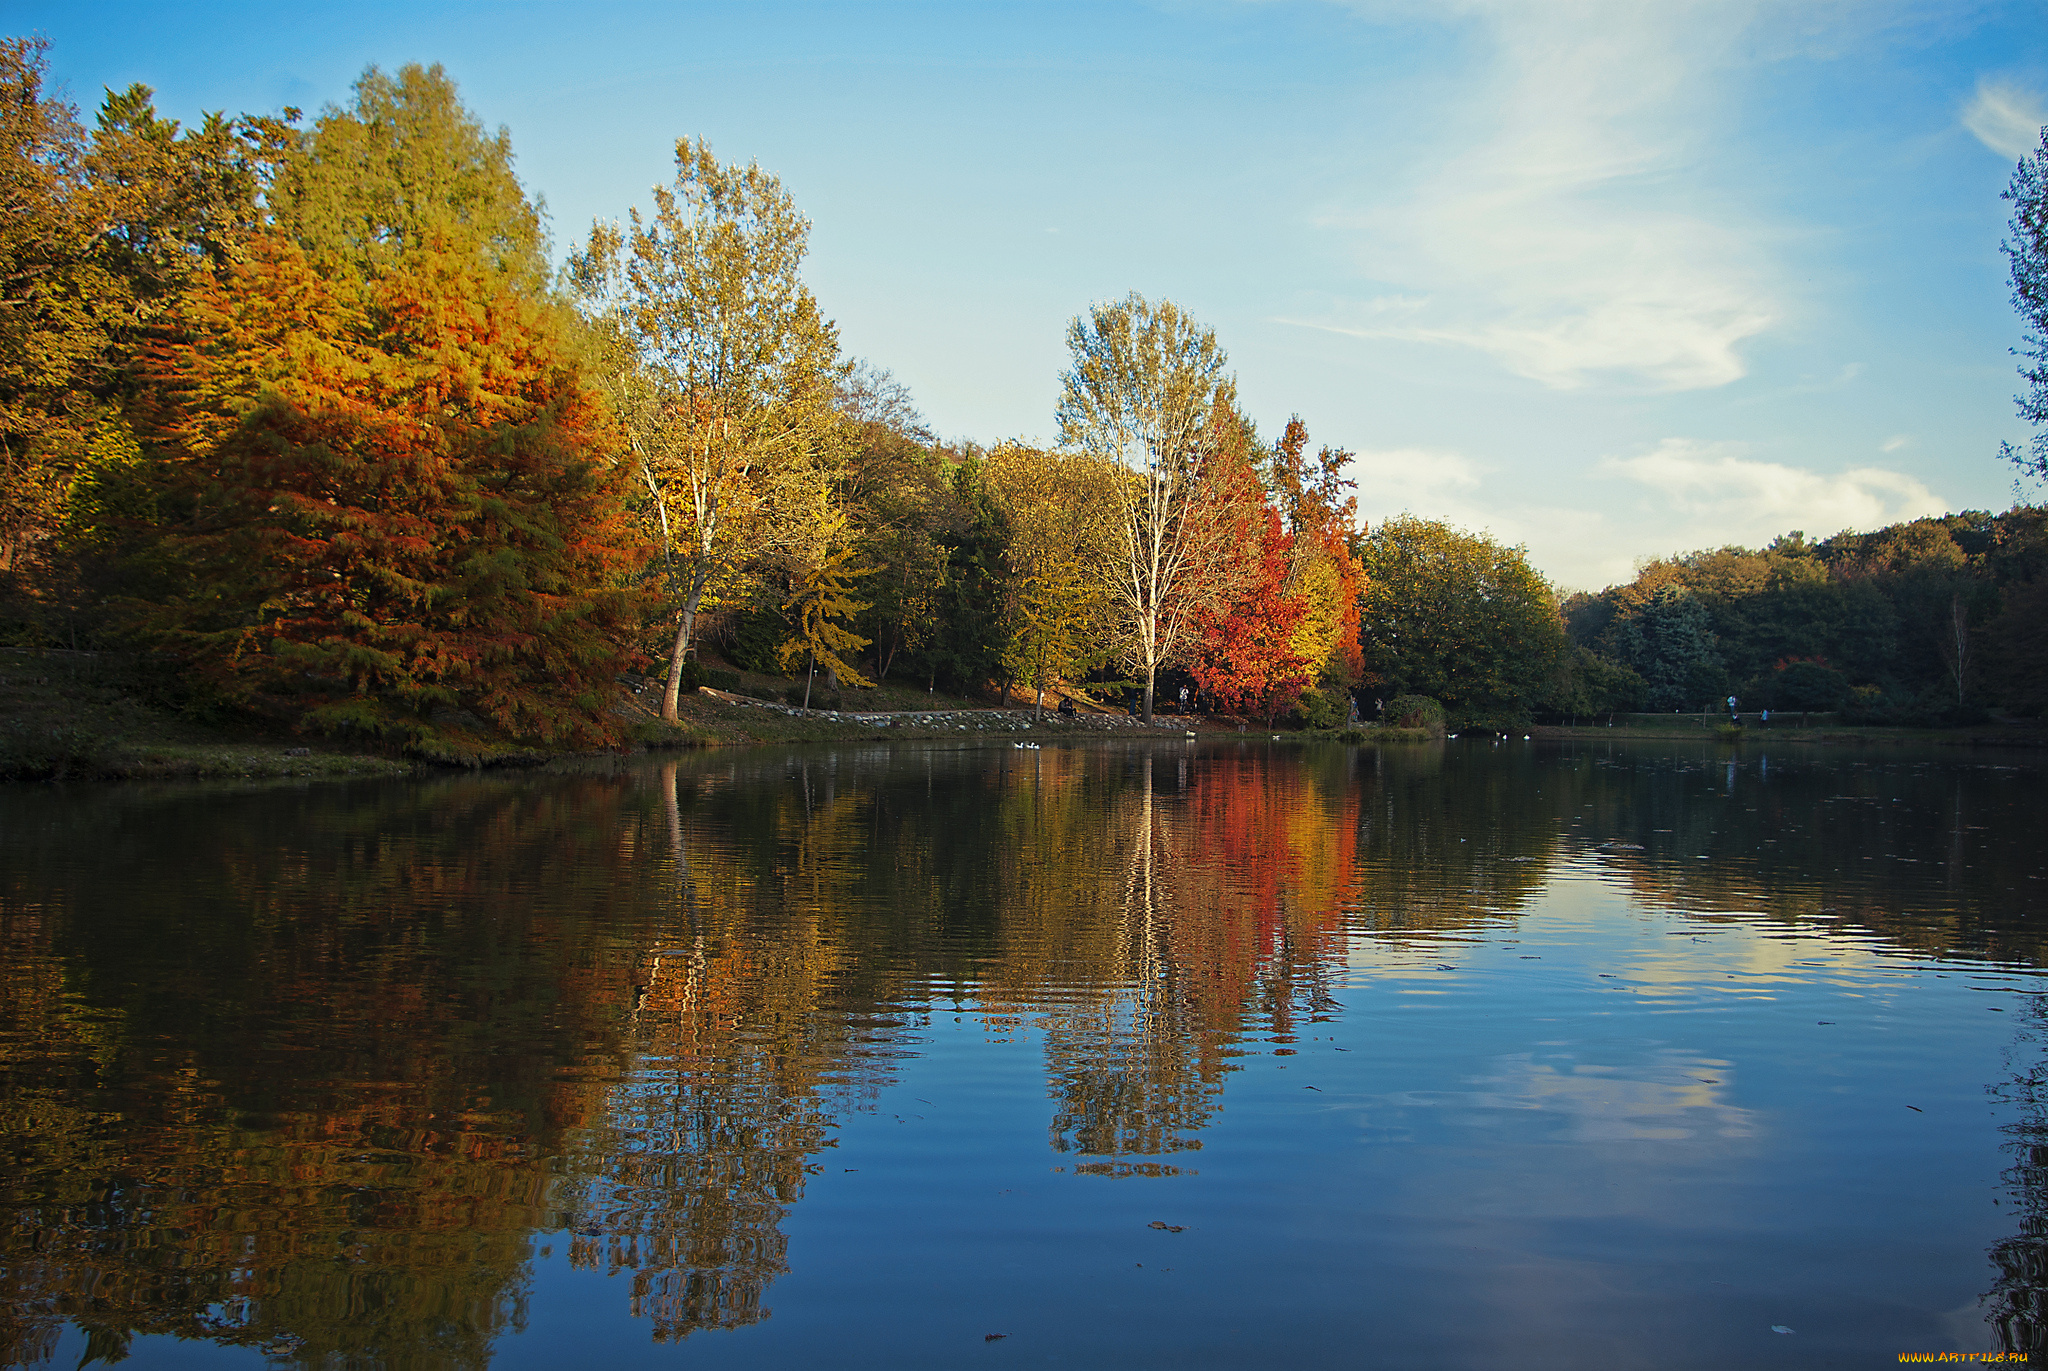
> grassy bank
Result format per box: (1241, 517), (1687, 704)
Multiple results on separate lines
(0, 651), (413, 782)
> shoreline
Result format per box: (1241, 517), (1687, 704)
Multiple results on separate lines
(8, 664), (2042, 785)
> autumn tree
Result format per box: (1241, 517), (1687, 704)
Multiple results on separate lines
(1190, 504), (1311, 720)
(124, 67), (643, 746)
(774, 486), (871, 708)
(1, 38), (304, 629)
(571, 138), (842, 721)
(0, 37), (111, 583)
(1057, 293), (1239, 721)
(1266, 417), (1365, 695)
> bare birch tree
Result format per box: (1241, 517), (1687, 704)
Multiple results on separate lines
(1057, 293), (1236, 722)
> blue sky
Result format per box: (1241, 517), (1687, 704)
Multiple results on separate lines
(12, 0), (2046, 589)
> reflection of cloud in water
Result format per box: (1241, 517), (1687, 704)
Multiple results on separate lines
(1461, 1052), (1753, 1143)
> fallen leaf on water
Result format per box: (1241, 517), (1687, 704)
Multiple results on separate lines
(1771, 1325), (1795, 1335)
(1304, 1085), (1323, 1092)
(1148, 1221), (1186, 1233)
(985, 1333), (1008, 1341)
(1906, 1105), (1923, 1112)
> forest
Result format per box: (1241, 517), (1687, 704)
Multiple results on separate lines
(3, 38), (2044, 748)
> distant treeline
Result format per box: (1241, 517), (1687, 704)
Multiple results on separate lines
(1552, 510), (2048, 725)
(2, 39), (2042, 744)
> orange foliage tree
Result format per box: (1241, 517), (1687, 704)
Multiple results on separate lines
(127, 232), (645, 745)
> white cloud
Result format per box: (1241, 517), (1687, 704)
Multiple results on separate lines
(1963, 78), (2047, 160)
(1311, 3), (1777, 392)
(1601, 438), (1948, 543)
(1340, 437), (1953, 593)
(1345, 444), (1482, 509)
(1344, 444), (1613, 587)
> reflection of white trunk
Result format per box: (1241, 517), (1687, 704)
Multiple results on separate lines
(1120, 753), (1163, 996)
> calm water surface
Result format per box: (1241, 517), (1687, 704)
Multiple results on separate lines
(4, 738), (2048, 1369)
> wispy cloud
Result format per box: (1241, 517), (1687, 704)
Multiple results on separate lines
(1345, 444), (1482, 508)
(1963, 78), (2047, 160)
(1344, 444), (1611, 585)
(1311, 3), (1777, 392)
(1601, 438), (1947, 542)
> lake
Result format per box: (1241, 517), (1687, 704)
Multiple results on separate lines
(3, 737), (2046, 1369)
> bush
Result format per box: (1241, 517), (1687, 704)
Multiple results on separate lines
(1773, 660), (1849, 712)
(1382, 694), (1445, 735)
(0, 724), (122, 780)
(1839, 683), (1990, 727)
(1295, 685), (1351, 730)
(706, 669), (741, 692)
(674, 659), (706, 693)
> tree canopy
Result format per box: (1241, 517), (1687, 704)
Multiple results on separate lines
(1357, 517), (1566, 727)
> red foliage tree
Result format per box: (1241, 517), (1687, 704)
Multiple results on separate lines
(130, 232), (646, 746)
(1191, 505), (1311, 720)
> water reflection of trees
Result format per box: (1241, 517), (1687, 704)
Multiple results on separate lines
(45, 741), (2008, 1364)
(0, 773), (651, 1367)
(1988, 996), (2048, 1358)
(1541, 745), (2048, 963)
(5, 744), (1460, 1362)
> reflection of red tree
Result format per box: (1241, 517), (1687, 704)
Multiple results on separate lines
(1172, 753), (1358, 1036)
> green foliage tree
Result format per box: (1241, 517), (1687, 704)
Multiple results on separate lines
(272, 63), (547, 292)
(1601, 584), (1722, 711)
(1356, 516), (1566, 727)
(985, 441), (1117, 713)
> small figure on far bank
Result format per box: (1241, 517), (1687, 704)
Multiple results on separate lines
(1347, 694), (1361, 726)
(1059, 695), (1076, 718)
(1727, 694), (1739, 723)
(1760, 708), (1770, 727)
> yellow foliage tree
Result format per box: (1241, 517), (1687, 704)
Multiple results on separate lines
(775, 500), (872, 708)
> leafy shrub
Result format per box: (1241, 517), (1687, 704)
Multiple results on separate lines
(0, 725), (122, 780)
(1382, 694), (1445, 735)
(674, 659), (706, 693)
(1839, 683), (1990, 727)
(1773, 660), (1849, 712)
(1295, 685), (1350, 730)
(706, 669), (741, 692)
